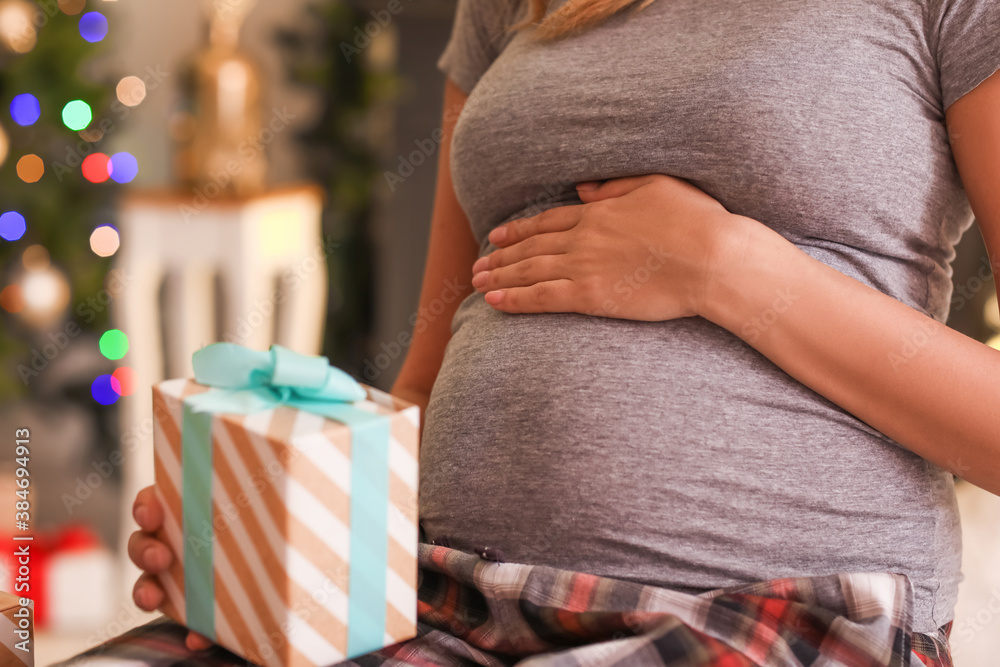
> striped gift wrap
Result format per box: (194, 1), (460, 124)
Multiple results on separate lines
(151, 378), (420, 667)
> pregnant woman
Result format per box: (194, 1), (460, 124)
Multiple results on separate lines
(127, 0), (1000, 664)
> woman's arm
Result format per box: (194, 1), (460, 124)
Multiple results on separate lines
(698, 69), (1000, 493)
(390, 78), (479, 415)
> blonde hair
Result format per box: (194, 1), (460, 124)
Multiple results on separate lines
(509, 0), (658, 42)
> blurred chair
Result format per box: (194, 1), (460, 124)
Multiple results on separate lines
(112, 183), (327, 610)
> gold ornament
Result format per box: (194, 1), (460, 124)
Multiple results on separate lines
(0, 0), (38, 54)
(175, 0), (266, 197)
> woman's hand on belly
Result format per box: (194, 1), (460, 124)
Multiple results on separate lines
(468, 173), (754, 322)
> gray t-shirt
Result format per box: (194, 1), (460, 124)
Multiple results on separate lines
(421, 0), (1000, 633)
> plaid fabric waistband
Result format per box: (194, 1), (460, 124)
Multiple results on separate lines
(55, 542), (954, 667)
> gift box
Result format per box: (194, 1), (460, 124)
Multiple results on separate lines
(0, 591), (33, 667)
(0, 524), (114, 631)
(152, 343), (420, 667)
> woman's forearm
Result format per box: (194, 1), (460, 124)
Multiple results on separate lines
(703, 217), (1000, 494)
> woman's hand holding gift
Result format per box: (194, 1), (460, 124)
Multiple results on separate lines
(129, 486), (214, 652)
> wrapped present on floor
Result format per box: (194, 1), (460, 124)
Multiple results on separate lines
(152, 343), (420, 667)
(0, 591), (33, 667)
(0, 523), (115, 632)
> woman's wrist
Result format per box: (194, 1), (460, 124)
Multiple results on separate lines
(698, 214), (800, 338)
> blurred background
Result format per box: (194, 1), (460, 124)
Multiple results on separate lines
(0, 0), (997, 664)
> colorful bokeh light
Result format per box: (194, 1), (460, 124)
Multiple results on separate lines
(16, 154), (43, 182)
(116, 76), (146, 107)
(78, 12), (108, 43)
(111, 367), (134, 396)
(78, 127), (103, 143)
(59, 0), (86, 15)
(0, 3), (37, 53)
(109, 152), (138, 183)
(89, 225), (120, 257)
(21, 268), (70, 318)
(10, 94), (40, 126)
(82, 153), (111, 183)
(0, 212), (26, 241)
(99, 329), (129, 360)
(91, 374), (119, 405)
(21, 245), (49, 271)
(61, 100), (92, 131)
(0, 285), (23, 313)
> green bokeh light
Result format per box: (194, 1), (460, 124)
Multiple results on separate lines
(99, 329), (129, 360)
(61, 100), (92, 131)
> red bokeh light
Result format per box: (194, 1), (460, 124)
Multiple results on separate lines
(82, 153), (112, 183)
(111, 366), (134, 396)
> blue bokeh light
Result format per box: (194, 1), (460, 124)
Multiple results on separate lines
(0, 212), (27, 242)
(109, 152), (138, 184)
(91, 374), (120, 405)
(10, 94), (40, 126)
(79, 12), (108, 43)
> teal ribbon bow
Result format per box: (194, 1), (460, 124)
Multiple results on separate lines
(181, 342), (391, 658)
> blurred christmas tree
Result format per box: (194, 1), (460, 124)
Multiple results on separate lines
(0, 0), (112, 400)
(275, 0), (400, 378)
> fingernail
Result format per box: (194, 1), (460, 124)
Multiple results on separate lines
(135, 506), (149, 527)
(576, 181), (599, 191)
(471, 256), (488, 274)
(488, 226), (507, 243)
(485, 290), (504, 305)
(471, 271), (489, 288)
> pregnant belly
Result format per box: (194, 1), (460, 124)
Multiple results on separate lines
(418, 293), (955, 621)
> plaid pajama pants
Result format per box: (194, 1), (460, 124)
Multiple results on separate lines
(56, 543), (953, 667)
